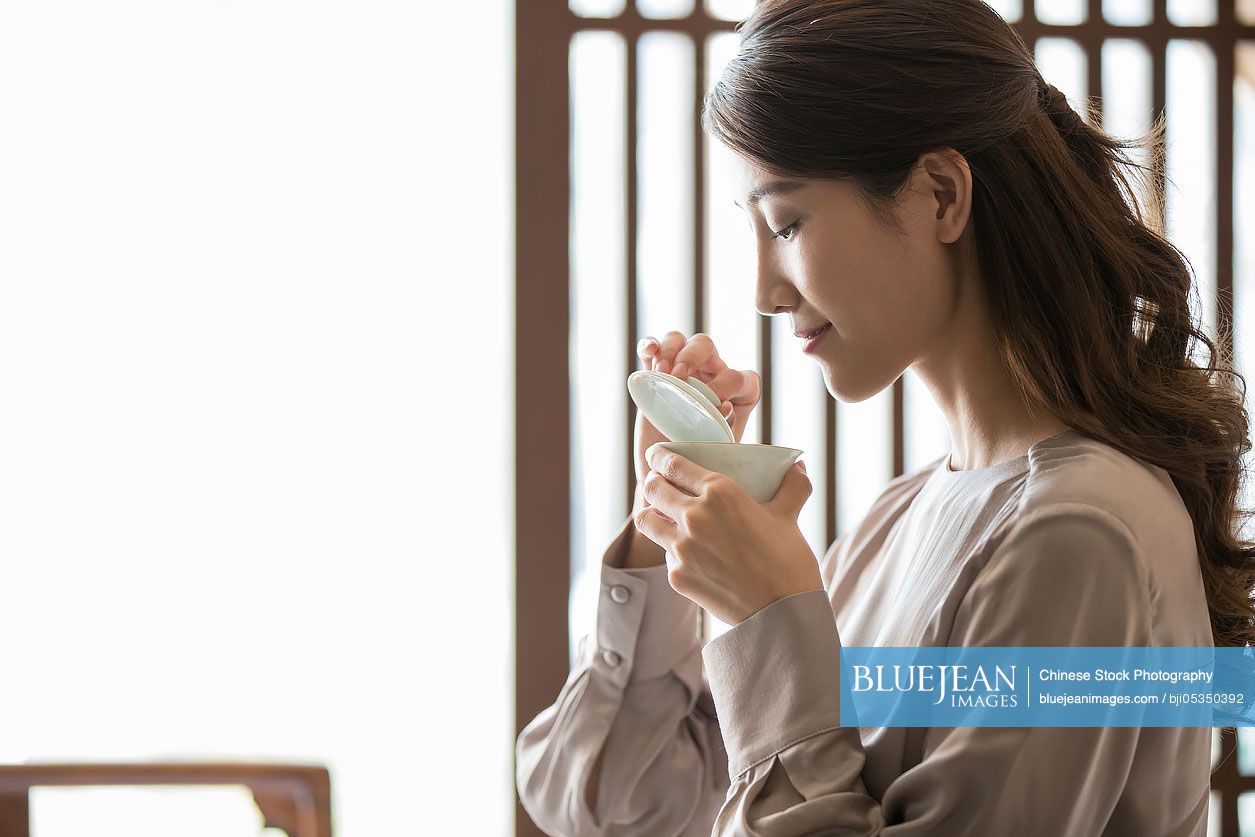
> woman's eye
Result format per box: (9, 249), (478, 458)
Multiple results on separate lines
(771, 221), (800, 241)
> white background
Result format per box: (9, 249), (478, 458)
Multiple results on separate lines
(0, 1), (514, 834)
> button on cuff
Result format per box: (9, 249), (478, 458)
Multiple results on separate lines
(594, 566), (649, 690)
(604, 562), (700, 684)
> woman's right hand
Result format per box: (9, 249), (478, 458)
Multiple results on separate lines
(615, 332), (760, 570)
(634, 331), (762, 487)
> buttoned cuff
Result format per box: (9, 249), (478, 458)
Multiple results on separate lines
(592, 517), (701, 692)
(700, 589), (845, 779)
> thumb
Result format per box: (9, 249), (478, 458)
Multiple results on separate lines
(768, 460), (812, 517)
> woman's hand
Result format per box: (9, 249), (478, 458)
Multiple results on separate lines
(634, 331), (761, 486)
(634, 442), (823, 626)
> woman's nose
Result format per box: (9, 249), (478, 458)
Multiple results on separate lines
(755, 280), (796, 317)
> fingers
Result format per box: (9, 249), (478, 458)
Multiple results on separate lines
(671, 333), (723, 381)
(701, 368), (739, 418)
(654, 331), (687, 375)
(768, 460), (814, 517)
(633, 505), (676, 549)
(637, 336), (660, 370)
(639, 332), (759, 414)
(646, 443), (715, 497)
(705, 367), (761, 407)
(641, 469), (697, 524)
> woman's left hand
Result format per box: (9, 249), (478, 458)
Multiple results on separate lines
(634, 443), (824, 626)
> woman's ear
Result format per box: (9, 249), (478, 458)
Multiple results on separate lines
(919, 148), (972, 245)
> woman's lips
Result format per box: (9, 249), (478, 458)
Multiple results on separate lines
(800, 323), (832, 353)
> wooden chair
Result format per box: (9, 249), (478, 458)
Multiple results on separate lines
(0, 763), (332, 837)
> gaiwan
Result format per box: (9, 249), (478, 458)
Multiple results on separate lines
(627, 369), (803, 503)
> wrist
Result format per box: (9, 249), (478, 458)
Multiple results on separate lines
(618, 485), (666, 569)
(620, 528), (666, 569)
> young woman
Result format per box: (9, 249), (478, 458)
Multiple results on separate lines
(517, 0), (1253, 833)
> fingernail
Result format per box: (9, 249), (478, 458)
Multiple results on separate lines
(798, 460), (808, 473)
(672, 362), (688, 379)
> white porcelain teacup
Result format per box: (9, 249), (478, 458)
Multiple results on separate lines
(659, 441), (803, 503)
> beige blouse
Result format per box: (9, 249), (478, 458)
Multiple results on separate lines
(516, 428), (1214, 836)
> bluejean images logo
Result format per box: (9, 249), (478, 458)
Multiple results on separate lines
(838, 646), (1255, 728)
(851, 662), (1020, 708)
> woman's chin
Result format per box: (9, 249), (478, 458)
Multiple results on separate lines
(820, 365), (890, 404)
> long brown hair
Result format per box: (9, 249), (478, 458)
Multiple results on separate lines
(704, 0), (1255, 646)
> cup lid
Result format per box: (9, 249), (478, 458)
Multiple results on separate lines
(626, 370), (735, 443)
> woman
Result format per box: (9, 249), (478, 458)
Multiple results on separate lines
(516, 0), (1253, 833)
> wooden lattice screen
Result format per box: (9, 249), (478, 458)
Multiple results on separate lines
(515, 1), (1254, 834)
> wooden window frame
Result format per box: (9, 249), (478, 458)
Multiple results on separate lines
(515, 2), (1254, 834)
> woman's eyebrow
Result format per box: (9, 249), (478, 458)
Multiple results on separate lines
(733, 180), (805, 208)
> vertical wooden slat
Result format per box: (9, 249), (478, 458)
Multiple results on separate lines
(693, 28), (708, 647)
(0, 793), (29, 837)
(1087, 0), (1104, 124)
(754, 0), (773, 452)
(515, 3), (572, 836)
(1215, 4), (1240, 834)
(1151, 0), (1169, 230)
(625, 19), (641, 517)
(694, 32), (707, 339)
(1216, 2), (1236, 357)
(1018, 0), (1040, 79)
(1215, 728), (1242, 837)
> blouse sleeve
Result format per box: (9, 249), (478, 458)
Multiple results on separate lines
(699, 502), (1155, 835)
(515, 515), (731, 836)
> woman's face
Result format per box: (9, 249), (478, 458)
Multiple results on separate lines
(733, 152), (969, 403)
